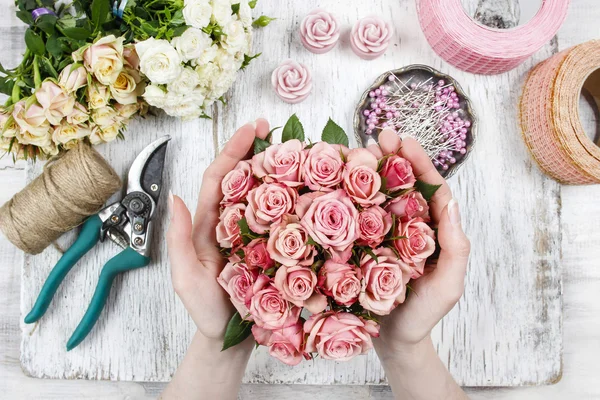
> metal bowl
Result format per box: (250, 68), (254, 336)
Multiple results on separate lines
(353, 65), (477, 179)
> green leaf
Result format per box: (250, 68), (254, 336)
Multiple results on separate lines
(46, 35), (62, 58)
(16, 10), (34, 25)
(248, 0), (257, 8)
(263, 267), (276, 276)
(231, 3), (240, 13)
(363, 247), (379, 263)
(172, 25), (189, 37)
(321, 118), (349, 147)
(237, 217), (250, 236)
(252, 15), (276, 28)
(253, 136), (270, 154)
(222, 312), (253, 351)
(281, 114), (304, 142)
(39, 57), (58, 78)
(380, 176), (387, 193)
(0, 77), (15, 96)
(240, 52), (261, 70)
(91, 0), (110, 31)
(24, 29), (45, 55)
(36, 14), (58, 34)
(61, 27), (91, 40)
(306, 236), (319, 246)
(414, 180), (442, 202)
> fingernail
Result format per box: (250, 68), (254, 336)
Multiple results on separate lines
(448, 198), (461, 226)
(246, 121), (257, 130)
(366, 138), (377, 147)
(168, 190), (174, 222)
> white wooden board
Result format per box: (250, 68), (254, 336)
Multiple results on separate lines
(15, 0), (563, 387)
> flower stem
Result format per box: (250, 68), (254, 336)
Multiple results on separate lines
(11, 80), (21, 104)
(33, 55), (41, 89)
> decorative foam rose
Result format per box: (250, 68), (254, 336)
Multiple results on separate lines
(52, 123), (91, 146)
(244, 238), (274, 271)
(172, 27), (212, 62)
(300, 189), (360, 263)
(35, 80), (75, 125)
(359, 247), (412, 315)
(135, 38), (182, 85)
(357, 206), (392, 248)
(318, 260), (361, 306)
(12, 101), (51, 146)
(183, 0), (213, 28)
(217, 260), (257, 320)
(386, 190), (429, 221)
(274, 265), (327, 313)
(303, 141), (345, 191)
(252, 139), (305, 187)
(304, 312), (379, 361)
(247, 275), (301, 330)
(380, 155), (416, 191)
(300, 9), (340, 54)
(267, 214), (316, 267)
(271, 60), (312, 104)
(58, 64), (87, 93)
(394, 217), (436, 277)
(221, 160), (256, 205)
(350, 16), (393, 60)
(110, 69), (143, 105)
(216, 203), (246, 249)
(343, 148), (386, 206)
(245, 183), (297, 234)
(77, 35), (125, 85)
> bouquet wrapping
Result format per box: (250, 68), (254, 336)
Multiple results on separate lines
(216, 115), (441, 365)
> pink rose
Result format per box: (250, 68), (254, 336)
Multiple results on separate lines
(123, 44), (140, 70)
(252, 139), (306, 187)
(76, 35), (124, 85)
(216, 203), (246, 249)
(380, 155), (416, 191)
(252, 324), (273, 346)
(350, 16), (393, 60)
(318, 260), (361, 306)
(357, 206), (392, 248)
(271, 60), (312, 104)
(303, 141), (344, 191)
(300, 9), (340, 54)
(295, 191), (325, 218)
(343, 148), (386, 206)
(58, 64), (88, 93)
(217, 260), (257, 319)
(359, 247), (412, 315)
(245, 183), (297, 234)
(247, 275), (301, 330)
(267, 215), (315, 267)
(35, 80), (75, 125)
(221, 160), (256, 205)
(300, 189), (360, 263)
(252, 323), (307, 366)
(12, 100), (51, 147)
(244, 238), (274, 271)
(386, 190), (429, 221)
(304, 312), (380, 361)
(274, 265), (327, 313)
(394, 217), (436, 277)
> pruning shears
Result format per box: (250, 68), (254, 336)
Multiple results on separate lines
(24, 136), (171, 351)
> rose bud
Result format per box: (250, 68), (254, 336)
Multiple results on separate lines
(343, 148), (386, 206)
(318, 260), (361, 306)
(380, 155), (416, 192)
(357, 206), (392, 248)
(215, 203), (246, 249)
(385, 190), (429, 221)
(394, 217), (436, 277)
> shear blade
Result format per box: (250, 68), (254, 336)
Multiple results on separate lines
(127, 136), (171, 203)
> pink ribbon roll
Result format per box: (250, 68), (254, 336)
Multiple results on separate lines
(416, 0), (571, 75)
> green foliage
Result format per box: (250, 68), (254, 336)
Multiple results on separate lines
(281, 114), (305, 142)
(248, 0), (258, 8)
(252, 15), (276, 27)
(222, 312), (253, 351)
(24, 29), (45, 55)
(414, 180), (442, 201)
(321, 118), (349, 147)
(241, 53), (261, 70)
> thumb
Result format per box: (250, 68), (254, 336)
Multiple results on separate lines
(166, 193), (199, 289)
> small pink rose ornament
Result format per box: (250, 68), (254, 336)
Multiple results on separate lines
(350, 16), (394, 60)
(300, 9), (340, 54)
(271, 60), (312, 104)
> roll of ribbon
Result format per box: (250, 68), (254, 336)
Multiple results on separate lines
(520, 40), (600, 185)
(416, 0), (571, 75)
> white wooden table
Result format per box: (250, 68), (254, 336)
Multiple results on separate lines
(2, 0), (600, 398)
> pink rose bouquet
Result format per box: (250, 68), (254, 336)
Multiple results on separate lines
(217, 115), (441, 365)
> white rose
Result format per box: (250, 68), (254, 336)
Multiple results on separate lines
(52, 123), (91, 145)
(0, 112), (19, 138)
(183, 0), (212, 29)
(66, 102), (90, 125)
(211, 0), (233, 26)
(209, 69), (237, 99)
(143, 85), (167, 108)
(167, 67), (200, 95)
(91, 106), (119, 127)
(87, 83), (110, 109)
(214, 48), (237, 71)
(237, 0), (252, 27)
(90, 123), (120, 144)
(115, 102), (140, 119)
(196, 62), (220, 87)
(223, 19), (248, 55)
(42, 144), (59, 157)
(172, 27), (213, 62)
(135, 38), (182, 85)
(110, 69), (143, 105)
(197, 44), (218, 64)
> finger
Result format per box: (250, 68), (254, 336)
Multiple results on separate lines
(400, 137), (452, 222)
(194, 123), (257, 240)
(167, 194), (201, 287)
(378, 128), (402, 155)
(255, 118), (270, 139)
(367, 143), (384, 158)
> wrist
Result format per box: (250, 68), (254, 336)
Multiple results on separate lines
(373, 335), (435, 368)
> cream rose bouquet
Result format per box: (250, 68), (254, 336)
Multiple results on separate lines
(216, 115), (442, 365)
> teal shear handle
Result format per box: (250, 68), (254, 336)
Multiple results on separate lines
(24, 215), (103, 324)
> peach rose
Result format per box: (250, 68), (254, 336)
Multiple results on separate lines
(394, 217), (436, 277)
(216, 203), (246, 249)
(267, 215), (315, 267)
(386, 190), (429, 221)
(247, 275), (301, 330)
(318, 260), (361, 306)
(245, 183), (297, 234)
(303, 141), (344, 191)
(12, 101), (51, 146)
(66, 102), (90, 125)
(304, 312), (379, 361)
(244, 238), (275, 271)
(123, 44), (140, 70)
(359, 247), (412, 315)
(35, 80), (75, 125)
(300, 189), (360, 263)
(110, 69), (144, 105)
(343, 148), (385, 206)
(357, 206), (392, 248)
(252, 139), (305, 187)
(274, 265), (327, 313)
(217, 260), (257, 320)
(252, 323), (307, 366)
(58, 64), (88, 93)
(380, 155), (416, 191)
(221, 160), (256, 205)
(77, 35), (125, 85)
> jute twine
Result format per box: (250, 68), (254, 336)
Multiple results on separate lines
(520, 39), (600, 185)
(0, 142), (121, 254)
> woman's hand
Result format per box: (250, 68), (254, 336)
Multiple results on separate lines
(368, 129), (470, 400)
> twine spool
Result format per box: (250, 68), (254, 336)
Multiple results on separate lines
(520, 40), (600, 185)
(416, 0), (570, 75)
(0, 142), (121, 254)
